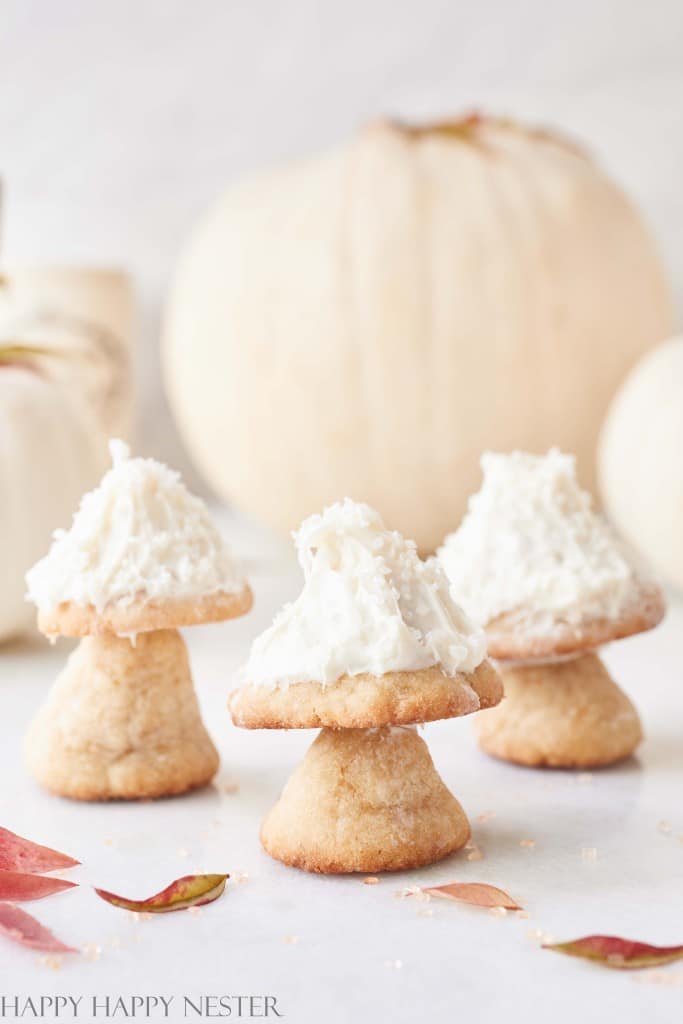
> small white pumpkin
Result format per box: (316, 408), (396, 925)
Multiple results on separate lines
(0, 355), (106, 641)
(164, 116), (673, 551)
(598, 336), (683, 593)
(0, 268), (134, 439)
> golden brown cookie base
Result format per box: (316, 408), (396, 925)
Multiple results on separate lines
(230, 660), (502, 730)
(24, 629), (219, 800)
(475, 653), (642, 768)
(37, 586), (253, 638)
(261, 727), (470, 873)
(485, 583), (665, 662)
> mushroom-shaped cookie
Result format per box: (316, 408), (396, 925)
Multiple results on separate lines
(25, 440), (252, 800)
(439, 450), (665, 769)
(230, 500), (502, 874)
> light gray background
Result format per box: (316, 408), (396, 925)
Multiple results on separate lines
(0, 0), (681, 478)
(1, 9), (683, 1020)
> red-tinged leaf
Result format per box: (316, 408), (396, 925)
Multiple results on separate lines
(0, 903), (77, 953)
(94, 873), (228, 914)
(543, 935), (683, 970)
(0, 828), (79, 874)
(420, 882), (523, 911)
(0, 871), (76, 902)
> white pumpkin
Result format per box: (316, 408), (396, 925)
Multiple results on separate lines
(163, 116), (673, 551)
(0, 361), (106, 641)
(599, 336), (683, 593)
(0, 268), (134, 439)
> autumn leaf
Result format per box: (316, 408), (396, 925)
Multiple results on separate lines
(0, 903), (77, 953)
(94, 873), (228, 914)
(419, 882), (522, 910)
(0, 828), (79, 874)
(543, 935), (683, 970)
(0, 871), (76, 902)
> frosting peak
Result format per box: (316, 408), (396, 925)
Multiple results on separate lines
(238, 498), (485, 687)
(26, 439), (245, 612)
(438, 449), (637, 631)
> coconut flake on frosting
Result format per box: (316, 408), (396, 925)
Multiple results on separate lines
(236, 499), (485, 688)
(26, 439), (245, 612)
(438, 449), (638, 633)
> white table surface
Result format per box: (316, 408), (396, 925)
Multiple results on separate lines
(1, 514), (682, 1024)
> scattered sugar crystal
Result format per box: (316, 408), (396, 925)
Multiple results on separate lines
(383, 959), (403, 969)
(634, 970), (682, 987)
(401, 887), (430, 902)
(82, 943), (102, 961)
(283, 935), (299, 945)
(396, 885), (421, 899)
(38, 955), (62, 971)
(177, 847), (189, 858)
(477, 810), (496, 823)
(581, 847), (598, 862)
(489, 907), (507, 918)
(658, 820), (672, 834)
(128, 911), (152, 923)
(363, 877), (379, 886)
(577, 773), (593, 785)
(519, 839), (536, 849)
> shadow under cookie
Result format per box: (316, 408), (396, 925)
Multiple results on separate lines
(475, 653), (642, 769)
(260, 726), (470, 873)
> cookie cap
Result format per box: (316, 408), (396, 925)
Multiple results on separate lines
(26, 439), (251, 636)
(230, 660), (502, 730)
(439, 449), (665, 660)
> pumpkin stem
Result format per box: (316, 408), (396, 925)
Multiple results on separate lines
(384, 112), (484, 139)
(0, 343), (71, 368)
(375, 114), (586, 156)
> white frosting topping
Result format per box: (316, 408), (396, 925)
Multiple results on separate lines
(438, 449), (638, 632)
(237, 498), (485, 688)
(26, 440), (245, 612)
